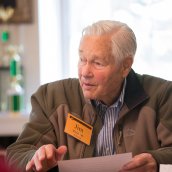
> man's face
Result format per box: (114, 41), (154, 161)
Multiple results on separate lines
(78, 35), (126, 105)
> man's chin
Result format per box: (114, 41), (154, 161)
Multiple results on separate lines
(83, 92), (95, 100)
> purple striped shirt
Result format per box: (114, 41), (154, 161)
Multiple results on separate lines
(94, 79), (126, 156)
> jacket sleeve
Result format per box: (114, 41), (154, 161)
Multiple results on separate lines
(6, 84), (58, 171)
(148, 81), (172, 164)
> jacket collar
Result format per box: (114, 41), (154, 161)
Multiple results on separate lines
(124, 69), (149, 110)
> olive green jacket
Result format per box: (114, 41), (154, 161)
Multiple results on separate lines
(6, 69), (172, 171)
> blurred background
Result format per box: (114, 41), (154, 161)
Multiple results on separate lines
(0, 0), (172, 155)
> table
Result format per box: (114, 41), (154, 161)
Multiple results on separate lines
(0, 112), (29, 136)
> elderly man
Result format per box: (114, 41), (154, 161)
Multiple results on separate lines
(6, 20), (172, 172)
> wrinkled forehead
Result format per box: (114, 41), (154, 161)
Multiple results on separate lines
(79, 35), (114, 62)
(79, 35), (112, 51)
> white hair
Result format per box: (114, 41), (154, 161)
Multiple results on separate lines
(82, 20), (137, 64)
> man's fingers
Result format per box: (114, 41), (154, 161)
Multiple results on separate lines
(56, 145), (67, 161)
(121, 153), (157, 171)
(34, 153), (45, 171)
(26, 147), (46, 172)
(37, 146), (47, 170)
(122, 154), (147, 170)
(26, 161), (31, 171)
(26, 145), (67, 172)
(26, 160), (34, 172)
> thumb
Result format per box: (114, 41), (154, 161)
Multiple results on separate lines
(56, 145), (67, 161)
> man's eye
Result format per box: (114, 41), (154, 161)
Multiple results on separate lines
(93, 61), (106, 69)
(94, 61), (103, 66)
(79, 58), (86, 65)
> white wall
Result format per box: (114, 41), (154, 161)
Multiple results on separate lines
(20, 0), (40, 112)
(20, 1), (40, 112)
(38, 0), (63, 85)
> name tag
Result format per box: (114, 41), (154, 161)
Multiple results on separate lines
(64, 113), (93, 145)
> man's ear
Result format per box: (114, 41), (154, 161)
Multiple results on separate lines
(122, 56), (133, 77)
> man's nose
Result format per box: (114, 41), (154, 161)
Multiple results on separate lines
(81, 63), (93, 77)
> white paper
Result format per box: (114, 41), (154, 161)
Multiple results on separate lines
(58, 152), (132, 172)
(160, 164), (172, 172)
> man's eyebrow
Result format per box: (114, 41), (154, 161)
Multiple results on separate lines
(79, 49), (83, 53)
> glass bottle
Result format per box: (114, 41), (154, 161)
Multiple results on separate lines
(7, 79), (24, 115)
(9, 51), (22, 80)
(7, 46), (24, 115)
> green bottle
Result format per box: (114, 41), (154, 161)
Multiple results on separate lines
(9, 53), (22, 79)
(7, 80), (24, 113)
(1, 31), (9, 43)
(7, 47), (24, 115)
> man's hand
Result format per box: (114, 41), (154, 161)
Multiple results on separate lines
(26, 144), (67, 172)
(119, 153), (158, 172)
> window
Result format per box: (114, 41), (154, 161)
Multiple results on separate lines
(38, 0), (172, 84)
